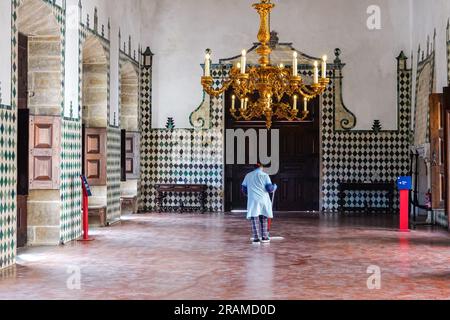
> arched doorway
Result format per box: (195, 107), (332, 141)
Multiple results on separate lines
(16, 0), (63, 246)
(81, 35), (108, 225)
(119, 61), (140, 212)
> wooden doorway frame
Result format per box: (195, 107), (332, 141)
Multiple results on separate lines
(222, 94), (323, 213)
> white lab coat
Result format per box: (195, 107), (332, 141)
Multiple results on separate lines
(242, 168), (274, 220)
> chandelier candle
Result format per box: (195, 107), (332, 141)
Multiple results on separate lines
(322, 55), (327, 78)
(304, 97), (308, 112)
(204, 53), (211, 77)
(314, 61), (319, 84)
(293, 51), (298, 76)
(200, 0), (330, 129)
(241, 50), (247, 74)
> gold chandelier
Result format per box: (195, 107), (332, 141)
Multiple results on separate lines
(200, 0), (330, 129)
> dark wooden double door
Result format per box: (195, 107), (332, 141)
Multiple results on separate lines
(225, 97), (320, 212)
(430, 88), (450, 229)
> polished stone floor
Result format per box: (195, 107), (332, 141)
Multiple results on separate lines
(1, 212), (450, 300)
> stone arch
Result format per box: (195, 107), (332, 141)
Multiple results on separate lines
(18, 0), (60, 36)
(82, 35), (108, 128)
(18, 0), (63, 116)
(120, 61), (139, 131)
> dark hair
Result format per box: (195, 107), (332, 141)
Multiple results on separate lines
(256, 162), (263, 168)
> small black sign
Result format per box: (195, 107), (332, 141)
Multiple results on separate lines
(80, 175), (92, 197)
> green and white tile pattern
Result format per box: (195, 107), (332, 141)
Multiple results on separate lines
(60, 120), (82, 243)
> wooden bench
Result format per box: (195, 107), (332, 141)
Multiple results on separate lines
(121, 195), (138, 214)
(88, 205), (107, 227)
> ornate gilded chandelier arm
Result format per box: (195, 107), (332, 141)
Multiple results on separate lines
(274, 102), (309, 121)
(201, 77), (233, 97)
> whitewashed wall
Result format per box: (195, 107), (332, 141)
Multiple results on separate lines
(65, 0), (79, 118)
(109, 0), (141, 126)
(139, 0), (412, 129)
(0, 0), (11, 106)
(78, 0), (141, 125)
(412, 0), (450, 93)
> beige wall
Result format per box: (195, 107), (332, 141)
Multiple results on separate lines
(120, 63), (139, 132)
(28, 36), (62, 116)
(82, 37), (108, 128)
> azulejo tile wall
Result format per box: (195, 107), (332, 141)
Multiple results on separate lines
(321, 53), (412, 211)
(107, 126), (121, 223)
(0, 107), (16, 269)
(60, 119), (82, 243)
(139, 65), (152, 212)
(139, 129), (223, 212)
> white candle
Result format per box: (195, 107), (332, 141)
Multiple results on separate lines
(245, 97), (249, 110)
(313, 61), (319, 84)
(293, 95), (298, 110)
(231, 95), (236, 110)
(293, 51), (298, 76)
(267, 94), (271, 110)
(241, 50), (247, 74)
(304, 97), (308, 112)
(204, 53), (211, 77)
(322, 55), (328, 78)
(236, 62), (241, 71)
(279, 63), (284, 69)
(240, 98), (245, 110)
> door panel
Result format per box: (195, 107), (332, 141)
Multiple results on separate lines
(29, 116), (61, 190)
(17, 195), (28, 247)
(125, 132), (140, 180)
(18, 33), (28, 110)
(443, 87), (450, 229)
(225, 92), (320, 212)
(84, 128), (107, 186)
(430, 94), (445, 210)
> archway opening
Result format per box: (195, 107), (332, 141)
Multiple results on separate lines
(119, 61), (140, 214)
(17, 0), (63, 246)
(82, 35), (108, 226)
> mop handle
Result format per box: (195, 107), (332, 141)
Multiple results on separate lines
(271, 190), (276, 207)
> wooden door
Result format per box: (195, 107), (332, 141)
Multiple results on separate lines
(224, 93), (320, 212)
(17, 195), (28, 247)
(17, 36), (29, 247)
(125, 132), (140, 180)
(29, 116), (61, 190)
(430, 94), (445, 210)
(17, 109), (29, 195)
(18, 33), (28, 110)
(443, 87), (450, 229)
(84, 128), (107, 186)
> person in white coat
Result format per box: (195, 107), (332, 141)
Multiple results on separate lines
(241, 163), (277, 244)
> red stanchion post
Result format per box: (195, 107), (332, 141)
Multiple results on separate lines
(397, 176), (412, 232)
(399, 189), (409, 232)
(79, 175), (94, 242)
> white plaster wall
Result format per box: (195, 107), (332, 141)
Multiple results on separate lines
(79, 0), (141, 126)
(108, 0), (141, 127)
(139, 0), (412, 130)
(64, 0), (79, 118)
(0, 0), (11, 106)
(412, 0), (450, 93)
